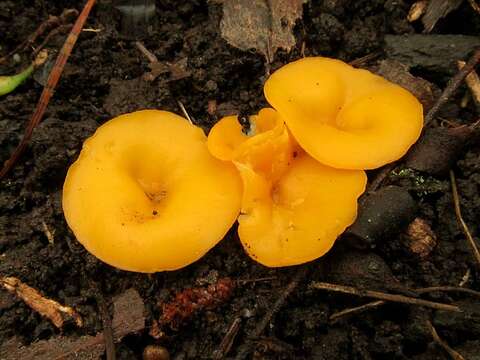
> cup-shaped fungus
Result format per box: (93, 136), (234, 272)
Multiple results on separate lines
(208, 108), (367, 267)
(63, 110), (242, 272)
(264, 57), (424, 170)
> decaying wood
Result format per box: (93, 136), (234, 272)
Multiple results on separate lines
(0, 276), (83, 329)
(422, 0), (463, 33)
(385, 35), (480, 75)
(0, 288), (145, 360)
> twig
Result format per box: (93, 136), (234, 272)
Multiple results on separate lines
(235, 266), (309, 360)
(450, 170), (480, 267)
(0, 0), (97, 179)
(457, 60), (480, 110)
(90, 281), (116, 360)
(366, 162), (396, 193)
(329, 285), (480, 322)
(237, 276), (277, 284)
(32, 24), (73, 58)
(253, 267), (308, 337)
(425, 49), (480, 126)
(330, 300), (385, 323)
(459, 268), (471, 287)
(177, 100), (194, 125)
(348, 51), (382, 68)
(135, 41), (158, 63)
(212, 317), (242, 360)
(0, 276), (83, 329)
(41, 221), (55, 244)
(310, 281), (461, 312)
(468, 0), (480, 15)
(417, 285), (480, 298)
(0, 9), (78, 65)
(427, 320), (465, 360)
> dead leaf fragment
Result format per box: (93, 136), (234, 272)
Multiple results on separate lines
(220, 0), (305, 63)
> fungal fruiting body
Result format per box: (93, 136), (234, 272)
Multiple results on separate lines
(264, 57), (424, 170)
(63, 110), (242, 272)
(208, 109), (367, 267)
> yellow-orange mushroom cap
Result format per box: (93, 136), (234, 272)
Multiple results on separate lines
(208, 109), (367, 267)
(63, 110), (242, 272)
(264, 57), (424, 170)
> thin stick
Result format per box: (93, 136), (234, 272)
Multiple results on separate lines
(135, 41), (158, 63)
(310, 281), (461, 312)
(417, 286), (480, 298)
(253, 267), (308, 337)
(450, 170), (480, 267)
(235, 266), (309, 360)
(237, 276), (277, 284)
(425, 49), (480, 126)
(90, 281), (116, 360)
(0, 9), (78, 65)
(329, 285), (480, 322)
(212, 317), (242, 360)
(366, 162), (396, 193)
(457, 60), (480, 111)
(0, 0), (97, 179)
(427, 320), (465, 360)
(177, 100), (194, 125)
(348, 51), (382, 68)
(330, 300), (385, 323)
(468, 0), (480, 15)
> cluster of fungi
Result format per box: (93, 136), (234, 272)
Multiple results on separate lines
(63, 57), (423, 273)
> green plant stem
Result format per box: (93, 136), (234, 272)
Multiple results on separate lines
(0, 64), (34, 96)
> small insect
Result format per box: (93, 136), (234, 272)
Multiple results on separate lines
(238, 110), (251, 135)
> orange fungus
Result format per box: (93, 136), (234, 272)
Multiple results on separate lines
(208, 108), (367, 267)
(63, 110), (242, 272)
(264, 57), (424, 170)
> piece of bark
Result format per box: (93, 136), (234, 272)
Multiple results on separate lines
(344, 186), (418, 248)
(375, 59), (438, 112)
(0, 276), (83, 329)
(405, 124), (479, 176)
(0, 288), (145, 360)
(385, 34), (480, 75)
(422, 0), (463, 33)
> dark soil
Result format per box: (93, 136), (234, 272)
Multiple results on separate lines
(1, 1), (480, 359)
